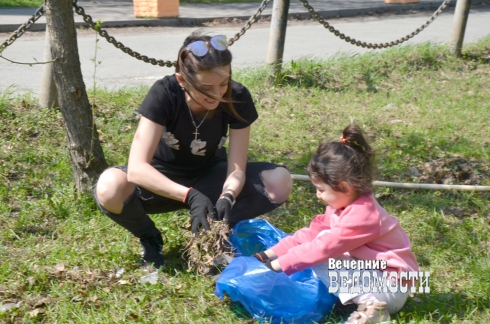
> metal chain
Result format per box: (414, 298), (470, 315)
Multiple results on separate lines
(73, 0), (270, 67)
(0, 5), (45, 54)
(227, 0), (272, 46)
(3, 0), (444, 63)
(72, 0), (175, 67)
(298, 0), (450, 49)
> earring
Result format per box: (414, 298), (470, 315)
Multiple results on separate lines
(181, 87), (185, 91)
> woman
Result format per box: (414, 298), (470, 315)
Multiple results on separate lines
(93, 32), (293, 269)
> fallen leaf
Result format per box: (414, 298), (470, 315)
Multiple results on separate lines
(33, 297), (51, 308)
(29, 308), (45, 317)
(129, 312), (139, 319)
(54, 263), (65, 273)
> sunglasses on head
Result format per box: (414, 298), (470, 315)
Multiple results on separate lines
(187, 35), (228, 57)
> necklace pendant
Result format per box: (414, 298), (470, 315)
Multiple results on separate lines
(187, 105), (209, 156)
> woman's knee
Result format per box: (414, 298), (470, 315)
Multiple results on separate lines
(95, 168), (135, 213)
(260, 166), (293, 204)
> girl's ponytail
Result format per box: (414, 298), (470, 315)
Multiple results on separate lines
(307, 123), (375, 196)
(340, 124), (375, 159)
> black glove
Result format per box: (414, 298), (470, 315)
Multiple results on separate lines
(254, 251), (270, 263)
(254, 251), (278, 271)
(185, 188), (214, 234)
(264, 259), (276, 271)
(214, 193), (235, 224)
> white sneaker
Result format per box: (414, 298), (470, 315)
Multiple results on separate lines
(344, 301), (391, 324)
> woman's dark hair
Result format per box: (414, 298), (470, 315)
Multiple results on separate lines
(176, 31), (244, 121)
(307, 124), (375, 196)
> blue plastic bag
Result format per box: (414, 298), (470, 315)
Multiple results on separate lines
(215, 219), (338, 324)
(229, 218), (289, 256)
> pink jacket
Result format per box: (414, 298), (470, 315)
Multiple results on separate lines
(271, 194), (419, 275)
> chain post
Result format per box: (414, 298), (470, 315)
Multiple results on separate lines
(2, 0), (452, 71)
(449, 0), (471, 57)
(266, 0), (290, 76)
(39, 23), (58, 108)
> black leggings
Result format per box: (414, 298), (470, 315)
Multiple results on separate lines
(93, 162), (288, 238)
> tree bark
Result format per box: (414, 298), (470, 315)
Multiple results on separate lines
(45, 0), (108, 194)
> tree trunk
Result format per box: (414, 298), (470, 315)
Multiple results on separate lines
(44, 0), (108, 194)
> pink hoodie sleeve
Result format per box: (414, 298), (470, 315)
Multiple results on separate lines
(275, 202), (382, 275)
(271, 213), (330, 256)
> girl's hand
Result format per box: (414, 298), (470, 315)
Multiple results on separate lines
(254, 251), (270, 263)
(269, 259), (282, 272)
(264, 259), (282, 272)
(254, 250), (282, 272)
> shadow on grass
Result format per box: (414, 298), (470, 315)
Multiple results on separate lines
(161, 240), (190, 273)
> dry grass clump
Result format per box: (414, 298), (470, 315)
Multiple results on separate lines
(417, 156), (489, 186)
(182, 218), (233, 276)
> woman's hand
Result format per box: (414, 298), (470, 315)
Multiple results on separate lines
(217, 126), (250, 221)
(214, 193), (235, 223)
(185, 188), (215, 234)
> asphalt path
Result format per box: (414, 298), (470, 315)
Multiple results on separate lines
(1, 8), (489, 95)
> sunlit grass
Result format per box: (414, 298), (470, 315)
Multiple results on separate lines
(0, 0), (42, 7)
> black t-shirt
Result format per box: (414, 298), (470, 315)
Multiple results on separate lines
(137, 74), (258, 178)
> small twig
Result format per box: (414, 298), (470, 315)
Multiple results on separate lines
(92, 223), (113, 233)
(0, 54), (58, 65)
(9, 229), (21, 240)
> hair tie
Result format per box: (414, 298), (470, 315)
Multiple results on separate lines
(340, 135), (366, 152)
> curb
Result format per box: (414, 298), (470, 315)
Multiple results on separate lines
(1, 0), (488, 33)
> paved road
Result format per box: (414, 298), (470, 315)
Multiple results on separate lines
(0, 0), (467, 32)
(1, 7), (489, 95)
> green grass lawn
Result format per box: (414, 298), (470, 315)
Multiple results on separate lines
(1, 37), (489, 323)
(0, 0), (42, 8)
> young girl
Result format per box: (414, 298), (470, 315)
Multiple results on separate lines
(93, 31), (292, 269)
(255, 124), (419, 324)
